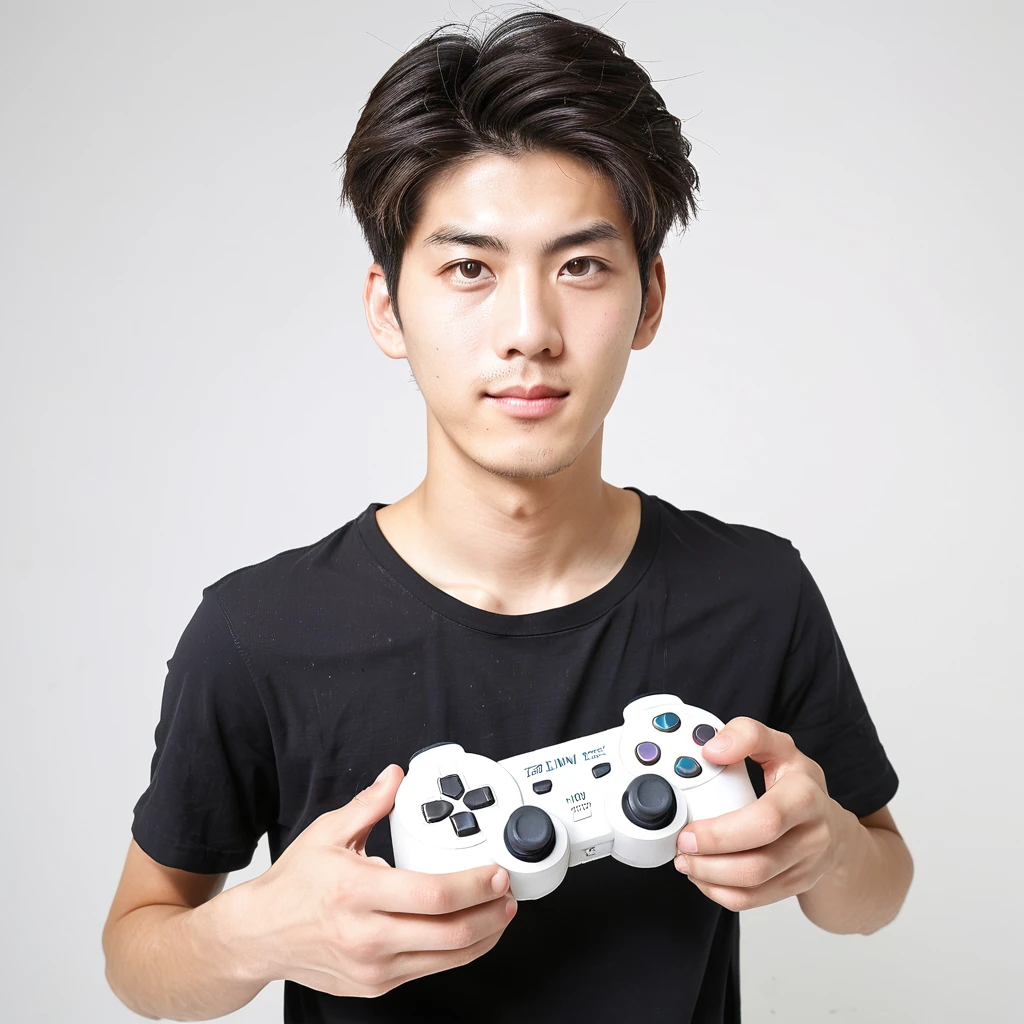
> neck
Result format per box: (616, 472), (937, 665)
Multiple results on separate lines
(375, 421), (641, 616)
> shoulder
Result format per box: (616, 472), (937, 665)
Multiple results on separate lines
(199, 507), (373, 646)
(650, 493), (803, 595)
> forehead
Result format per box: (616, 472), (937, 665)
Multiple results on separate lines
(410, 149), (632, 248)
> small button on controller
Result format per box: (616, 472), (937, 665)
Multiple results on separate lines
(532, 779), (553, 794)
(635, 741), (661, 766)
(464, 786), (495, 810)
(592, 762), (612, 778)
(674, 756), (702, 779)
(450, 811), (480, 837)
(692, 724), (717, 746)
(421, 800), (453, 823)
(438, 774), (464, 800)
(653, 712), (681, 732)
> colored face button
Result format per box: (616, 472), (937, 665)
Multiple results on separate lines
(674, 756), (703, 779)
(653, 712), (681, 733)
(635, 741), (661, 765)
(692, 724), (718, 746)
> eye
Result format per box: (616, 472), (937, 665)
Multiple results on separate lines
(445, 260), (493, 283)
(562, 257), (607, 278)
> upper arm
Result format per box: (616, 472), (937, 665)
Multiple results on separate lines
(102, 839), (230, 948)
(858, 804), (901, 836)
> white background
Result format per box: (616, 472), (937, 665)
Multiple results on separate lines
(2, 1), (1021, 1020)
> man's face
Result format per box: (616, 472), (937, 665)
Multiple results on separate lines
(368, 148), (664, 479)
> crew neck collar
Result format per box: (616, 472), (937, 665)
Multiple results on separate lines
(355, 486), (662, 637)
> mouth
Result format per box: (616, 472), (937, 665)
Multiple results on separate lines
(483, 385), (569, 420)
(485, 384), (570, 400)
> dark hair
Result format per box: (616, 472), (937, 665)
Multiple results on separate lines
(338, 9), (700, 330)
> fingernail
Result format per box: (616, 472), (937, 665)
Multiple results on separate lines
(374, 765), (391, 784)
(491, 868), (509, 894)
(675, 855), (690, 874)
(704, 733), (730, 753)
(678, 831), (698, 854)
(505, 896), (518, 917)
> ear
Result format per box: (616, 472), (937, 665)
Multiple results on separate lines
(631, 253), (666, 352)
(363, 262), (407, 359)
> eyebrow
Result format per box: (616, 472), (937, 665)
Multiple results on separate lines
(421, 219), (625, 258)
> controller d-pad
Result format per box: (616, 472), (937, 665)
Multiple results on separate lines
(450, 811), (479, 837)
(464, 786), (495, 810)
(693, 724), (717, 746)
(421, 799), (453, 823)
(438, 774), (464, 800)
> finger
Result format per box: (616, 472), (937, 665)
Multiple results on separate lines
(675, 819), (817, 888)
(380, 890), (518, 954)
(367, 862), (511, 915)
(315, 764), (405, 853)
(385, 925), (510, 989)
(678, 771), (825, 856)
(699, 717), (799, 776)
(685, 856), (816, 913)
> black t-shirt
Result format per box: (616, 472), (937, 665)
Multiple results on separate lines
(131, 486), (899, 1023)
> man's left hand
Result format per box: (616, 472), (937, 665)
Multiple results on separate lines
(674, 717), (846, 911)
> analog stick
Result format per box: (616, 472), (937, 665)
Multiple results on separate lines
(622, 774), (676, 830)
(504, 806), (556, 863)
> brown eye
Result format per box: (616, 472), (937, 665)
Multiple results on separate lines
(458, 260), (483, 279)
(565, 258), (593, 276)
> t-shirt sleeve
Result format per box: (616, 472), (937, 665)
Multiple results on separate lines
(769, 553), (899, 820)
(131, 586), (279, 873)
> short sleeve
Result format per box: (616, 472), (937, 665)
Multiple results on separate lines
(769, 555), (899, 820)
(131, 586), (279, 873)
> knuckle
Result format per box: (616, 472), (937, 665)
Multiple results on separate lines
(796, 778), (820, 814)
(722, 888), (753, 912)
(355, 957), (391, 991)
(443, 920), (476, 949)
(741, 861), (768, 888)
(415, 880), (451, 915)
(763, 807), (785, 841)
(344, 923), (385, 965)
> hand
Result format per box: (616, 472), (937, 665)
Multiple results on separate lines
(240, 764), (518, 998)
(674, 717), (845, 911)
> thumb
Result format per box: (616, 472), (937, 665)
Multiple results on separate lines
(324, 763), (404, 853)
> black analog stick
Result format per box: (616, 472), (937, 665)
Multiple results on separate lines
(622, 774), (676, 830)
(504, 806), (557, 863)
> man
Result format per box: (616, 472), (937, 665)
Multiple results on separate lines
(102, 11), (913, 1023)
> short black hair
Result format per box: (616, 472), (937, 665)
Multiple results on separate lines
(339, 9), (700, 329)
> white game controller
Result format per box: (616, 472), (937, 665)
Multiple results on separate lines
(389, 693), (758, 900)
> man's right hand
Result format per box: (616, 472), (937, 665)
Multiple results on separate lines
(238, 763), (518, 998)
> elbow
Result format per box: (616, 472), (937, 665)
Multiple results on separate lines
(861, 843), (915, 936)
(103, 919), (162, 1021)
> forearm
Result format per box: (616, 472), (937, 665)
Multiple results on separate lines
(103, 881), (271, 1021)
(797, 805), (914, 935)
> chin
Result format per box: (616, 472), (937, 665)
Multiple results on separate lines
(471, 444), (581, 480)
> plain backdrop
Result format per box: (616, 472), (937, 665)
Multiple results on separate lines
(2, 0), (1021, 1020)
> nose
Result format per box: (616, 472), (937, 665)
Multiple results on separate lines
(492, 265), (564, 361)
